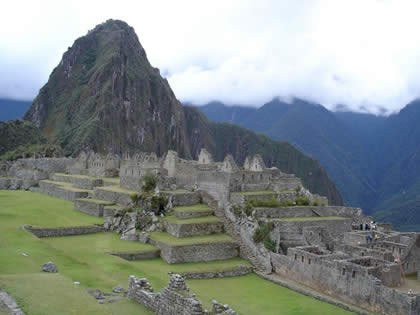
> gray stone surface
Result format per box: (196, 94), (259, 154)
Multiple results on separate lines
(42, 261), (58, 273)
(24, 225), (104, 238)
(163, 219), (224, 238)
(0, 291), (25, 315)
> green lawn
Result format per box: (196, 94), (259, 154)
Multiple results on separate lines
(149, 232), (234, 246)
(0, 190), (351, 315)
(270, 216), (346, 222)
(163, 215), (221, 224)
(95, 185), (137, 194)
(173, 204), (211, 212)
(76, 198), (114, 205)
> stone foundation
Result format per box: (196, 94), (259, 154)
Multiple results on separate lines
(74, 198), (114, 217)
(109, 250), (161, 261)
(163, 220), (224, 238)
(151, 240), (239, 264)
(93, 187), (133, 205)
(24, 225), (104, 238)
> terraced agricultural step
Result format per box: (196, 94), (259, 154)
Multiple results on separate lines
(253, 206), (316, 219)
(162, 215), (224, 238)
(173, 204), (214, 219)
(148, 232), (239, 264)
(161, 190), (201, 206)
(103, 204), (126, 216)
(52, 173), (119, 189)
(39, 180), (92, 201)
(108, 248), (161, 261)
(230, 190), (277, 204)
(93, 185), (137, 205)
(74, 198), (115, 217)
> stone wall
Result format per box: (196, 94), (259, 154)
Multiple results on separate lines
(74, 199), (110, 217)
(163, 220), (224, 238)
(93, 187), (132, 205)
(39, 181), (89, 201)
(109, 250), (161, 261)
(24, 224), (104, 238)
(270, 248), (419, 315)
(0, 291), (24, 315)
(151, 240), (239, 264)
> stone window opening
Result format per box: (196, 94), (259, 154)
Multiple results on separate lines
(301, 256), (304, 263)
(308, 258), (311, 265)
(294, 254), (297, 260)
(352, 271), (356, 278)
(342, 268), (346, 276)
(361, 252), (365, 256)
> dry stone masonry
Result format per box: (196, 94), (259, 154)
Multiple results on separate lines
(2, 148), (420, 314)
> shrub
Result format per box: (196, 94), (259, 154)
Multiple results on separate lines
(232, 204), (243, 217)
(253, 222), (274, 243)
(151, 194), (168, 215)
(295, 185), (302, 193)
(313, 200), (319, 206)
(247, 197), (280, 208)
(264, 238), (277, 252)
(296, 197), (310, 206)
(141, 173), (157, 192)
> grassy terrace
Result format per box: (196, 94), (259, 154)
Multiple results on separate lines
(54, 173), (120, 184)
(40, 180), (93, 193)
(0, 190), (351, 315)
(149, 232), (234, 246)
(231, 190), (276, 195)
(163, 215), (221, 224)
(94, 185), (137, 194)
(76, 198), (114, 205)
(173, 204), (211, 212)
(270, 216), (346, 222)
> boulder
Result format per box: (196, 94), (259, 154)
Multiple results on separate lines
(42, 261), (58, 273)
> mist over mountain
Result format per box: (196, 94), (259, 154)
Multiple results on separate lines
(198, 98), (420, 230)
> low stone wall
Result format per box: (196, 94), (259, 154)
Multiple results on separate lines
(151, 240), (239, 264)
(74, 199), (110, 217)
(174, 209), (214, 219)
(230, 192), (277, 205)
(162, 191), (201, 207)
(93, 187), (132, 205)
(180, 265), (253, 279)
(109, 250), (161, 261)
(24, 224), (104, 238)
(39, 181), (89, 201)
(254, 206), (314, 219)
(163, 220), (224, 238)
(0, 291), (24, 315)
(270, 251), (419, 315)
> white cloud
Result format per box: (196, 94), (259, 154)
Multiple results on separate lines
(1, 0), (420, 114)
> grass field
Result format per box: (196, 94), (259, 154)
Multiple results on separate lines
(0, 190), (351, 314)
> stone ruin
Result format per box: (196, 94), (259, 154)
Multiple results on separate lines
(1, 148), (420, 314)
(128, 273), (236, 315)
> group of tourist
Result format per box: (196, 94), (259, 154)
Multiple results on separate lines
(360, 221), (377, 231)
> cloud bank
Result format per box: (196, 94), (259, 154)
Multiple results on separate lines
(1, 0), (420, 114)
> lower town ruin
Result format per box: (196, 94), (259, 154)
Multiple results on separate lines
(1, 148), (420, 314)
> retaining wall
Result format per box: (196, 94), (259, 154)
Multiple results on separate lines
(24, 225), (104, 238)
(163, 220), (224, 238)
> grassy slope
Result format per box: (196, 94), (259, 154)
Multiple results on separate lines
(0, 191), (350, 315)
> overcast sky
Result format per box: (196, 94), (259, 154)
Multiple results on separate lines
(1, 0), (420, 114)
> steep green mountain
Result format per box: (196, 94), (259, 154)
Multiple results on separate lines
(0, 99), (32, 121)
(198, 99), (420, 230)
(0, 120), (45, 156)
(23, 19), (342, 205)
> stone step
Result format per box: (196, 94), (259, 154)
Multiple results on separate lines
(148, 232), (239, 264)
(93, 185), (137, 206)
(108, 249), (161, 261)
(230, 190), (277, 204)
(74, 198), (115, 217)
(162, 216), (224, 238)
(39, 180), (92, 201)
(173, 204), (214, 219)
(161, 190), (201, 206)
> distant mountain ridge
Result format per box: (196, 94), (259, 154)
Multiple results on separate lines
(0, 99), (32, 121)
(198, 98), (420, 230)
(22, 19), (342, 205)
